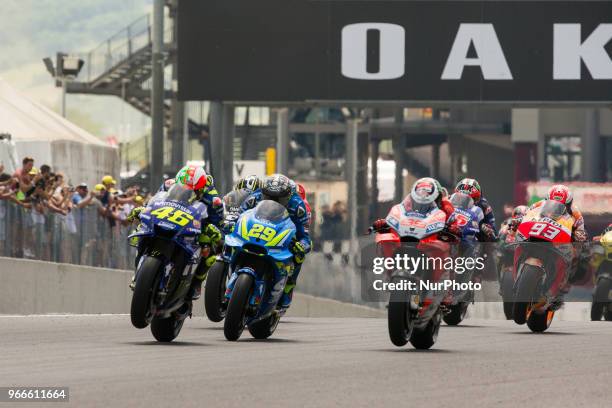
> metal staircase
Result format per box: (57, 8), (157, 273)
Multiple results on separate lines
(63, 14), (207, 138)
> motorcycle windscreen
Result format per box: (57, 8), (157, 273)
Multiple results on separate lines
(224, 189), (251, 209)
(450, 192), (474, 210)
(539, 200), (567, 219)
(254, 200), (289, 222)
(166, 183), (196, 204)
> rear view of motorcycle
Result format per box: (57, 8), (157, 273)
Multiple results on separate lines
(128, 184), (208, 342)
(591, 230), (612, 321)
(512, 201), (576, 333)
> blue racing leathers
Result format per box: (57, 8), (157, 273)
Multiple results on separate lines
(475, 196), (497, 242)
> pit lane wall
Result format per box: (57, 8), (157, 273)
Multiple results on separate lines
(0, 257), (383, 317)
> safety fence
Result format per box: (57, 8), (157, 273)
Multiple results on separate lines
(0, 201), (136, 270)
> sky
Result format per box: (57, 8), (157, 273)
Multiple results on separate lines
(0, 0), (154, 139)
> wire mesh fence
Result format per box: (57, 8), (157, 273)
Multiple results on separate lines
(0, 200), (136, 270)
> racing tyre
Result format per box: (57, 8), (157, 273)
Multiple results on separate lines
(512, 265), (541, 325)
(150, 314), (186, 342)
(590, 302), (604, 321)
(248, 313), (281, 339)
(591, 279), (611, 321)
(410, 310), (442, 350)
(443, 302), (469, 326)
(387, 281), (414, 347)
(501, 271), (514, 320)
(204, 261), (229, 322)
(131, 257), (162, 329)
(224, 273), (253, 341)
(526, 308), (554, 333)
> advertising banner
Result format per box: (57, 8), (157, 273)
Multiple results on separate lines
(178, 0), (612, 102)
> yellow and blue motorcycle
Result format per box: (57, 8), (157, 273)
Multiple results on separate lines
(222, 200), (297, 341)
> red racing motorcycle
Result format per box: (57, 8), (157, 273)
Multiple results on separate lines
(373, 198), (457, 349)
(512, 200), (576, 332)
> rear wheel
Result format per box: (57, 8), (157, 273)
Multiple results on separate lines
(443, 302), (468, 326)
(410, 310), (442, 350)
(513, 265), (542, 325)
(387, 282), (414, 347)
(150, 314), (187, 342)
(224, 274), (254, 341)
(526, 308), (554, 332)
(204, 261), (229, 322)
(130, 257), (162, 329)
(248, 313), (280, 339)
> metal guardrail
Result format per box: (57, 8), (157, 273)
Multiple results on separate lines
(0, 201), (136, 270)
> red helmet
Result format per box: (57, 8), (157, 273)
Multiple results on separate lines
(175, 165), (207, 191)
(547, 184), (573, 205)
(296, 183), (307, 200)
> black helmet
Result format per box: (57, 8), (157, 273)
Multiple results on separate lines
(261, 174), (292, 206)
(235, 175), (260, 192)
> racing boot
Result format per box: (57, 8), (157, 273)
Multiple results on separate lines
(188, 252), (217, 300)
(280, 282), (296, 309)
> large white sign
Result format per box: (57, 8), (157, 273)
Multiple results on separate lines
(233, 160), (266, 182)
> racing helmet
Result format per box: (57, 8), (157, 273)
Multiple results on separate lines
(408, 177), (439, 213)
(234, 175), (260, 192)
(512, 205), (528, 219)
(261, 174), (293, 207)
(547, 184), (573, 206)
(175, 164), (207, 192)
(455, 178), (482, 202)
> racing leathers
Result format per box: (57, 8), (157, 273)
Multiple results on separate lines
(474, 196), (497, 242)
(236, 189), (312, 308)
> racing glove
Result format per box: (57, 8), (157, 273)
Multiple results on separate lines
(480, 223), (496, 240)
(127, 206), (145, 222)
(199, 224), (222, 247)
(372, 219), (389, 232)
(290, 240), (307, 264)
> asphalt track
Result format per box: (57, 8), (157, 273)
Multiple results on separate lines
(1, 315), (611, 408)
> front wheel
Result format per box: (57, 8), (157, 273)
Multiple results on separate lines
(387, 280), (415, 347)
(591, 278), (612, 321)
(130, 257), (162, 329)
(410, 310), (442, 349)
(513, 265), (542, 325)
(500, 271), (514, 320)
(204, 261), (229, 322)
(443, 303), (469, 326)
(224, 274), (254, 341)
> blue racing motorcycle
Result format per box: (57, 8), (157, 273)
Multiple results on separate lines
(128, 184), (208, 342)
(222, 200), (297, 341)
(443, 192), (483, 325)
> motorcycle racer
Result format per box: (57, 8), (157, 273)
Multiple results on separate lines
(454, 178), (497, 242)
(234, 175), (261, 193)
(233, 174), (312, 309)
(128, 164), (223, 299)
(371, 177), (458, 235)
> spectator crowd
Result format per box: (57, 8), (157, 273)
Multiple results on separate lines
(0, 156), (146, 267)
